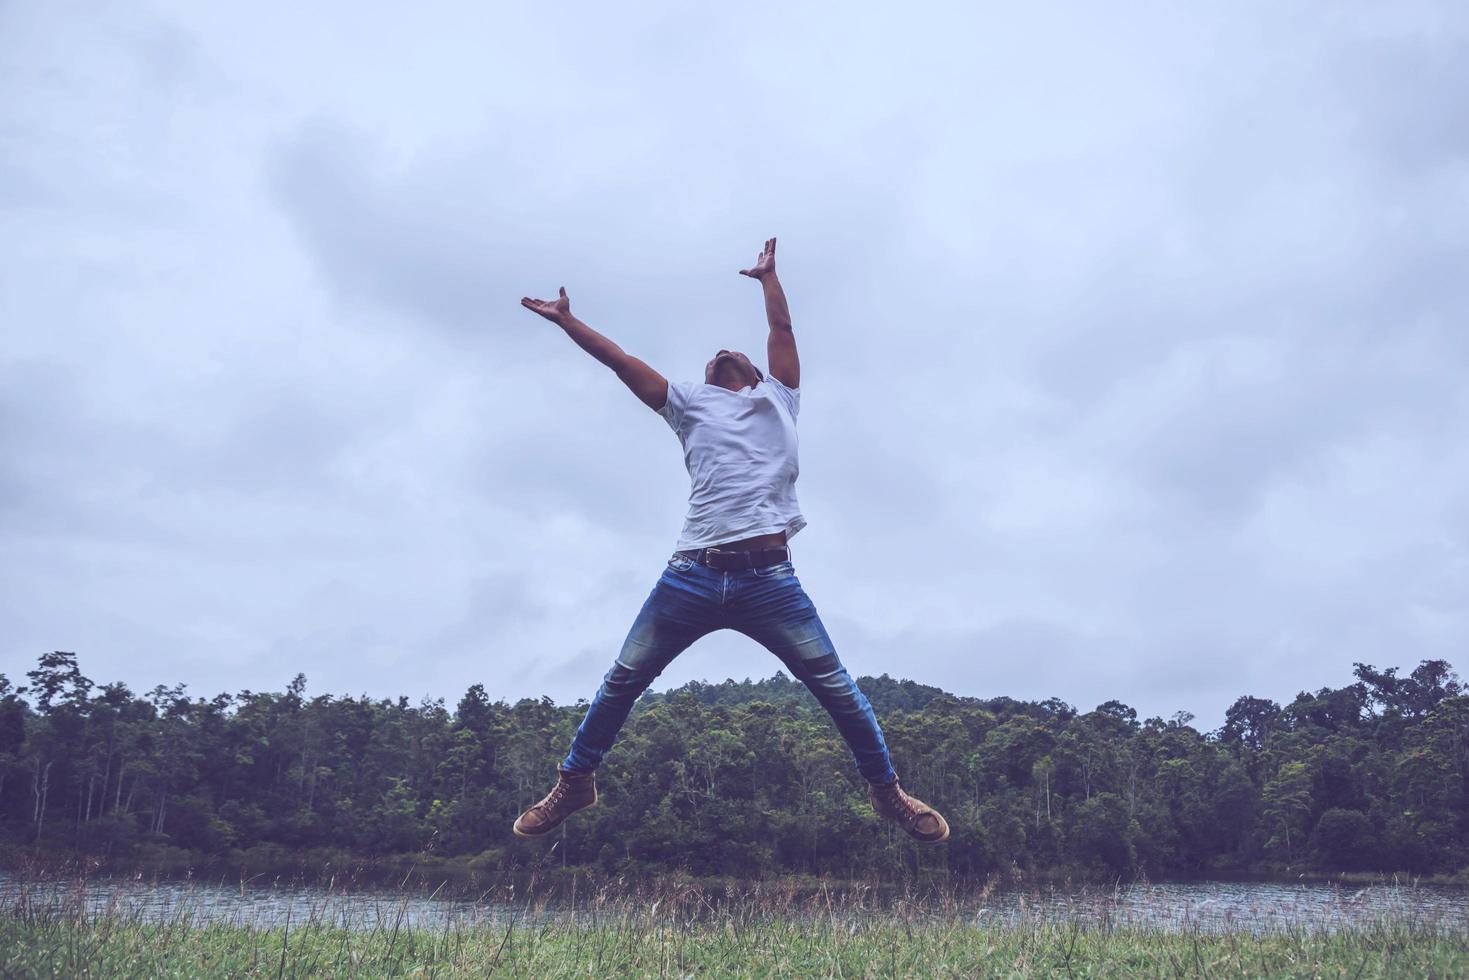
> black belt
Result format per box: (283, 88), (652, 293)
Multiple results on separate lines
(675, 545), (791, 570)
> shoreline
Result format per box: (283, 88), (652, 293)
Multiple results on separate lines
(4, 844), (1468, 900)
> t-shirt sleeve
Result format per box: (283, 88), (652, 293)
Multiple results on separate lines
(764, 374), (800, 419)
(656, 380), (696, 432)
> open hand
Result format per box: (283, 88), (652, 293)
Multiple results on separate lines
(520, 286), (571, 324)
(738, 237), (777, 280)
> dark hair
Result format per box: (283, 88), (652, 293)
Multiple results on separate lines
(754, 366), (765, 382)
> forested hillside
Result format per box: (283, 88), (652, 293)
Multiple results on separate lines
(1, 653), (1464, 879)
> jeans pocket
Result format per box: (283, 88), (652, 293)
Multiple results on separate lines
(752, 559), (795, 578)
(667, 554), (696, 572)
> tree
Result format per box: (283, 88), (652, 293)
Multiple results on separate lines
(1311, 808), (1373, 870)
(1259, 761), (1313, 863)
(1220, 696), (1281, 750)
(1, 651), (1464, 880)
(1067, 793), (1135, 875)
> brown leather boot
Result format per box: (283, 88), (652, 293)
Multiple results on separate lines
(869, 774), (949, 843)
(512, 768), (597, 838)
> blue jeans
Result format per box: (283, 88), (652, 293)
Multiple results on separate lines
(561, 553), (898, 784)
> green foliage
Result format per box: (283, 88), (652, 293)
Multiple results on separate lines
(1311, 807), (1373, 869)
(0, 653), (1464, 879)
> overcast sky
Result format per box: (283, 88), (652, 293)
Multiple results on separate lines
(3, 1), (1465, 728)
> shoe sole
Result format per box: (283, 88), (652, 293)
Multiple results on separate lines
(902, 818), (950, 844)
(511, 793), (598, 839)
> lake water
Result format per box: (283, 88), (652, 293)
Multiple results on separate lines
(2, 872), (1465, 936)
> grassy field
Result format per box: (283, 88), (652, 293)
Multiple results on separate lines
(3, 912), (1467, 978)
(3, 883), (1467, 979)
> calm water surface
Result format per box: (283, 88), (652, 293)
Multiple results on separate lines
(2, 872), (1465, 935)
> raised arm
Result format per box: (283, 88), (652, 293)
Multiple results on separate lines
(520, 286), (668, 412)
(739, 237), (798, 389)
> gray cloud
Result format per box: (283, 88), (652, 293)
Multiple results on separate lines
(3, 1), (1466, 727)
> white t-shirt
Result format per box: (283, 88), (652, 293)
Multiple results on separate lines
(657, 374), (807, 550)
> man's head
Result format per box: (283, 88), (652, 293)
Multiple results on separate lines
(705, 349), (764, 391)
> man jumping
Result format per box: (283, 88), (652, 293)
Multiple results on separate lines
(514, 237), (948, 845)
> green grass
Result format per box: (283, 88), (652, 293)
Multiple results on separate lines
(3, 892), (1467, 979)
(4, 912), (1467, 978)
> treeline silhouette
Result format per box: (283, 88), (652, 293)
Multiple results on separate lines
(0, 653), (1464, 879)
